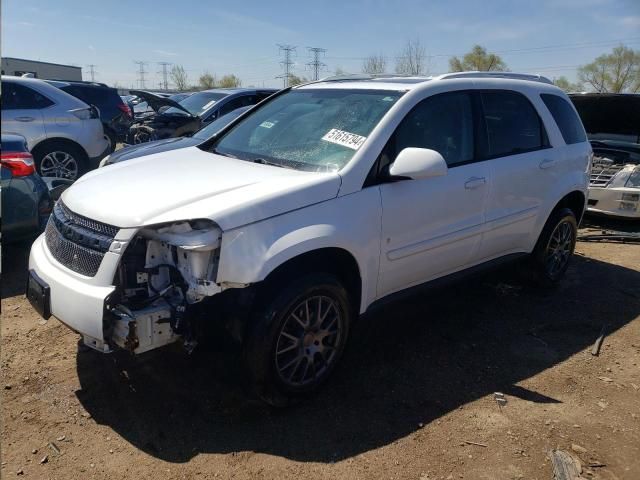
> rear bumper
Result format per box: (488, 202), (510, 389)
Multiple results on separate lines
(587, 186), (640, 219)
(28, 234), (117, 346)
(88, 144), (112, 170)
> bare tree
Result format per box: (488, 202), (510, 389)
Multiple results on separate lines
(578, 45), (640, 93)
(287, 74), (308, 86)
(362, 54), (386, 74)
(449, 45), (507, 72)
(395, 39), (428, 75)
(198, 71), (216, 89)
(170, 65), (189, 91)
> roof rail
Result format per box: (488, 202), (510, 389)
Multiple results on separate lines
(316, 73), (429, 83)
(437, 71), (553, 84)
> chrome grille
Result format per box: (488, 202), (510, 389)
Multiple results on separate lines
(590, 162), (624, 187)
(45, 219), (106, 276)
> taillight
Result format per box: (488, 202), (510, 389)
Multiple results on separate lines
(0, 151), (36, 177)
(118, 103), (132, 118)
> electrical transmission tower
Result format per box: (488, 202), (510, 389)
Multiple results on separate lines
(276, 44), (296, 88)
(86, 64), (97, 82)
(306, 47), (326, 81)
(157, 62), (172, 90)
(133, 61), (148, 89)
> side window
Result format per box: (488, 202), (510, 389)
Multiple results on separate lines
(220, 95), (255, 116)
(541, 93), (587, 145)
(393, 91), (474, 167)
(480, 91), (547, 158)
(3, 83), (53, 110)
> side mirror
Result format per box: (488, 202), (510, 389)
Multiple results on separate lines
(388, 148), (448, 180)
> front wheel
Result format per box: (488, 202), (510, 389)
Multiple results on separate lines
(530, 207), (578, 286)
(243, 273), (352, 406)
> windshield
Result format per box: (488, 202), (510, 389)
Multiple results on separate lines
(192, 106), (250, 140)
(164, 91), (228, 116)
(212, 89), (403, 171)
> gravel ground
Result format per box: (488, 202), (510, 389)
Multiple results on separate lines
(1, 221), (639, 479)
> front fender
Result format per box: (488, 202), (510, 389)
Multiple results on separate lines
(216, 189), (383, 313)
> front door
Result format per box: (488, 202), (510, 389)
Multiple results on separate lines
(377, 91), (490, 298)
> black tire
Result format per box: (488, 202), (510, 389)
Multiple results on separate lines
(529, 207), (578, 286)
(104, 129), (117, 153)
(243, 273), (352, 406)
(33, 141), (88, 181)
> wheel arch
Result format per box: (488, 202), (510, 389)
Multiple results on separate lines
(259, 247), (363, 313)
(31, 137), (89, 160)
(552, 190), (586, 224)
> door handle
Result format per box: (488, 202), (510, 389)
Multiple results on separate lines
(539, 159), (556, 169)
(464, 177), (486, 189)
(15, 116), (35, 122)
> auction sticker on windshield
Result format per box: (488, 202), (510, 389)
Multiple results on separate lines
(321, 129), (367, 150)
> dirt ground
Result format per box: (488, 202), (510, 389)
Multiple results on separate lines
(1, 220), (639, 480)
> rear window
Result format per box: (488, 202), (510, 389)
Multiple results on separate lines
(541, 94), (587, 145)
(480, 91), (548, 158)
(63, 85), (118, 107)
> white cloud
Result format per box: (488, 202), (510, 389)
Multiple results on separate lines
(153, 49), (178, 57)
(620, 16), (640, 28)
(17, 21), (35, 27)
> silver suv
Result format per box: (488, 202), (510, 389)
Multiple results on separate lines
(1, 76), (109, 180)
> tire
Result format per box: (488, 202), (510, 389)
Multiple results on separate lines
(529, 207), (578, 286)
(243, 273), (352, 406)
(33, 141), (87, 181)
(104, 129), (117, 153)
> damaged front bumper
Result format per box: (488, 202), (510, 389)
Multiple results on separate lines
(28, 217), (229, 355)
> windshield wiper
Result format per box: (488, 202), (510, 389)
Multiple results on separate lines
(252, 158), (287, 168)
(211, 148), (238, 159)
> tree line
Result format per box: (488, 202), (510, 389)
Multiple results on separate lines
(360, 41), (639, 93)
(166, 42), (639, 94)
(169, 65), (242, 91)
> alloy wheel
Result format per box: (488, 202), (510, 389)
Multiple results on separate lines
(545, 220), (574, 277)
(274, 295), (344, 388)
(40, 151), (79, 180)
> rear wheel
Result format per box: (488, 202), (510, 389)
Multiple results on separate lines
(530, 208), (578, 286)
(243, 273), (352, 406)
(34, 141), (87, 180)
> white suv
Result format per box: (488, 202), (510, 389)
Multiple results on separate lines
(27, 72), (590, 404)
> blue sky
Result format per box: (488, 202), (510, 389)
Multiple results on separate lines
(3, 0), (639, 88)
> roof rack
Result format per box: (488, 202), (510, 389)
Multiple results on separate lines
(437, 71), (553, 84)
(316, 73), (429, 83)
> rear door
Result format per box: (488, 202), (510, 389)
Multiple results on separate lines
(1, 82), (49, 150)
(477, 90), (553, 260)
(377, 91), (491, 297)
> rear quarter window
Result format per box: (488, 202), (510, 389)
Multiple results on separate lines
(541, 94), (587, 145)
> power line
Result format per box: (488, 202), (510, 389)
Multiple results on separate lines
(133, 60), (148, 89)
(306, 47), (327, 81)
(86, 64), (97, 82)
(276, 44), (296, 88)
(157, 62), (172, 90)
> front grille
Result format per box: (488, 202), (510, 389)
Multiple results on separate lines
(44, 201), (119, 277)
(57, 201), (119, 237)
(590, 159), (624, 187)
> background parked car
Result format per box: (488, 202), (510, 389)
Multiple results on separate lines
(569, 93), (640, 219)
(1, 76), (109, 180)
(0, 134), (52, 242)
(46, 80), (133, 151)
(100, 106), (250, 166)
(127, 88), (276, 144)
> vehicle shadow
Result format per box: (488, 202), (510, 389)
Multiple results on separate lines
(74, 253), (640, 463)
(1, 241), (31, 300)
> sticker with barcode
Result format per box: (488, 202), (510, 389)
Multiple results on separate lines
(259, 121), (276, 128)
(321, 129), (367, 150)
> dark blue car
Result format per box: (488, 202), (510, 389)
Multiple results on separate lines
(101, 106), (251, 166)
(1, 134), (52, 242)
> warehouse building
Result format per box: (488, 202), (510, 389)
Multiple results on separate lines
(1, 57), (82, 81)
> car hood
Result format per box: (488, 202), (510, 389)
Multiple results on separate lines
(107, 137), (200, 164)
(570, 94), (640, 137)
(130, 90), (193, 116)
(62, 147), (341, 231)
